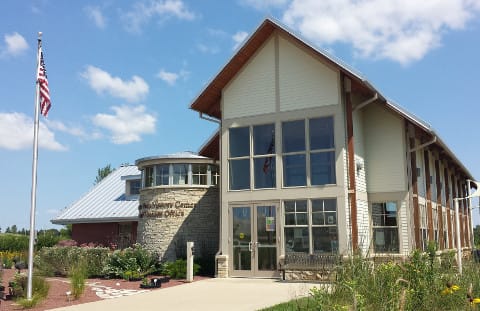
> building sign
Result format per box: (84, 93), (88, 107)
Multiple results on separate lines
(139, 200), (195, 218)
(265, 217), (275, 231)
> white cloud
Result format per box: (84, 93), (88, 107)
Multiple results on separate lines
(197, 43), (220, 54)
(122, 0), (196, 33)
(45, 119), (98, 141)
(232, 31), (248, 50)
(1, 32), (28, 57)
(81, 65), (149, 102)
(156, 68), (189, 85)
(0, 113), (66, 151)
(241, 0), (289, 10)
(85, 6), (106, 29)
(92, 105), (156, 144)
(282, 0), (480, 65)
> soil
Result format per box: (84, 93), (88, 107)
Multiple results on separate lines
(0, 268), (210, 311)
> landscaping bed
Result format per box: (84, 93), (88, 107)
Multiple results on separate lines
(0, 268), (209, 311)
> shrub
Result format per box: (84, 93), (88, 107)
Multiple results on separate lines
(102, 244), (157, 280)
(161, 259), (200, 279)
(0, 234), (28, 252)
(36, 232), (61, 250)
(34, 246), (109, 277)
(9, 274), (50, 308)
(0, 250), (27, 269)
(69, 260), (88, 299)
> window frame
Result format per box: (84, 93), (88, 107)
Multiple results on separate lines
(371, 201), (400, 254)
(284, 198), (338, 255)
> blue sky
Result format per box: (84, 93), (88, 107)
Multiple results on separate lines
(1, 0), (480, 231)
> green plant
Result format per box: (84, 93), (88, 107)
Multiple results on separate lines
(9, 274), (50, 308)
(0, 234), (29, 252)
(102, 244), (157, 280)
(34, 246), (109, 277)
(69, 260), (87, 299)
(161, 259), (200, 279)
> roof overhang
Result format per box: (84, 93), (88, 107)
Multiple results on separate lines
(51, 216), (138, 225)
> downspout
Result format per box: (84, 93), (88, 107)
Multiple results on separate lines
(198, 111), (222, 276)
(409, 136), (436, 153)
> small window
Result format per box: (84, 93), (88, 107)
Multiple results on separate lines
(155, 164), (169, 186)
(192, 164), (208, 185)
(128, 179), (141, 195)
(172, 164), (188, 185)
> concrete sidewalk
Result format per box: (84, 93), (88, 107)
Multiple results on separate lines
(51, 278), (320, 311)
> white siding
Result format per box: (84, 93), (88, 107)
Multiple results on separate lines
(353, 109), (367, 193)
(357, 200), (370, 255)
(223, 36), (276, 119)
(278, 36), (339, 112)
(364, 103), (407, 192)
(399, 200), (409, 254)
(416, 148), (426, 198)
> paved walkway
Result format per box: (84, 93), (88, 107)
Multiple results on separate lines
(51, 278), (320, 311)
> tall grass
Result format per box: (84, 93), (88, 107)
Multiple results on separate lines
(69, 260), (88, 299)
(265, 244), (480, 311)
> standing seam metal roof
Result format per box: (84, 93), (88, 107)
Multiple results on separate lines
(51, 165), (140, 224)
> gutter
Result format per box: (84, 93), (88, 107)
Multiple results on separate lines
(354, 93), (378, 111)
(409, 136), (437, 153)
(200, 112), (220, 124)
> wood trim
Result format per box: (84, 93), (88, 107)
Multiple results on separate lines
(457, 179), (465, 247)
(444, 166), (452, 249)
(451, 174), (458, 248)
(345, 77), (358, 251)
(424, 150), (434, 242)
(408, 134), (421, 249)
(435, 159), (444, 249)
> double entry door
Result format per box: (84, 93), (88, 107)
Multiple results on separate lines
(231, 203), (279, 277)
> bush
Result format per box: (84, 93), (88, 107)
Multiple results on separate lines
(36, 232), (61, 250)
(0, 250), (27, 269)
(102, 244), (157, 280)
(34, 246), (109, 277)
(9, 274), (50, 308)
(161, 259), (200, 279)
(0, 234), (28, 252)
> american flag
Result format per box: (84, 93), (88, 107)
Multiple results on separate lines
(37, 47), (51, 117)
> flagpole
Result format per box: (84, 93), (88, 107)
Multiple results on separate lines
(27, 32), (42, 300)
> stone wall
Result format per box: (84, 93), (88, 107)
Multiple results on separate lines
(137, 187), (219, 262)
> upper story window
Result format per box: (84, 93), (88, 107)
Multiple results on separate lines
(126, 179), (141, 196)
(228, 124), (276, 190)
(282, 116), (335, 187)
(141, 163), (218, 188)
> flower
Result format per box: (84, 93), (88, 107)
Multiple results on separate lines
(441, 283), (460, 295)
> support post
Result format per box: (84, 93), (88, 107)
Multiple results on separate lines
(186, 241), (194, 282)
(454, 199), (462, 274)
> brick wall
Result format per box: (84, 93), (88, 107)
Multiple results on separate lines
(72, 221), (137, 248)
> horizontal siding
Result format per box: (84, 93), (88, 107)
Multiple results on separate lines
(357, 200), (370, 255)
(278, 36), (339, 112)
(400, 200), (409, 254)
(223, 36), (276, 119)
(364, 103), (406, 193)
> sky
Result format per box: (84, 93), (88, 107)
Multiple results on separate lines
(1, 0), (480, 231)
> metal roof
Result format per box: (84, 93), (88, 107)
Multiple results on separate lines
(51, 165), (140, 225)
(135, 151), (209, 165)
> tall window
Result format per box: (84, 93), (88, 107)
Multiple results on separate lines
(282, 117), (335, 187)
(284, 199), (338, 254)
(211, 165), (220, 186)
(420, 203), (428, 251)
(372, 202), (399, 253)
(228, 124), (276, 190)
(145, 167), (154, 187)
(253, 124), (276, 189)
(312, 199), (338, 253)
(229, 127), (250, 190)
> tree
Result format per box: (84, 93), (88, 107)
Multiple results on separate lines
(94, 164), (113, 185)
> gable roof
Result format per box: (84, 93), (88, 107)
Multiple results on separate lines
(191, 18), (474, 180)
(51, 165), (140, 225)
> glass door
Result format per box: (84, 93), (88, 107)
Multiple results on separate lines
(231, 203), (279, 277)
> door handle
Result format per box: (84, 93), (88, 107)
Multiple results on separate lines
(248, 241), (252, 252)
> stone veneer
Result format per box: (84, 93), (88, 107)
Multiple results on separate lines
(137, 187), (219, 262)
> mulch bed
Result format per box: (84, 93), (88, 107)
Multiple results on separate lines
(0, 268), (210, 311)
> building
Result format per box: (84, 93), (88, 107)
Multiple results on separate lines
(52, 152), (220, 262)
(51, 165), (141, 248)
(190, 18), (476, 279)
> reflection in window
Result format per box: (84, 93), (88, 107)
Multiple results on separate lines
(229, 159), (250, 190)
(128, 180), (141, 195)
(284, 200), (309, 253)
(229, 127), (250, 157)
(155, 164), (169, 186)
(283, 154), (306, 187)
(253, 124), (276, 189)
(312, 199), (337, 253)
(372, 202), (399, 253)
(144, 167), (154, 187)
(192, 164), (208, 185)
(173, 164), (188, 185)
